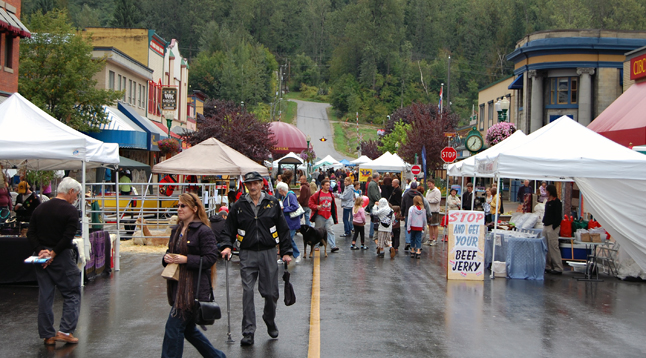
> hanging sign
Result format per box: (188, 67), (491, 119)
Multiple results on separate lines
(447, 210), (485, 281)
(161, 87), (178, 111)
(359, 168), (372, 182)
(630, 53), (646, 81)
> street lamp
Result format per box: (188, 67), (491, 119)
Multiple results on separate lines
(500, 97), (510, 122)
(385, 115), (390, 129)
(165, 116), (172, 136)
(395, 141), (400, 153)
(495, 99), (502, 122)
(306, 134), (311, 177)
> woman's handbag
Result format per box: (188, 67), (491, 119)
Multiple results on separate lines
(287, 193), (305, 218)
(194, 257), (221, 326)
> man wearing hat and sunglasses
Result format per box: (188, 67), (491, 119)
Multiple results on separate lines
(219, 171), (292, 346)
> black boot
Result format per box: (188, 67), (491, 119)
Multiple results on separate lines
(241, 334), (254, 346)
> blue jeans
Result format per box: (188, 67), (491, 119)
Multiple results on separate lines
(342, 208), (352, 235)
(315, 215), (336, 248)
(162, 310), (226, 358)
(303, 207), (313, 227)
(404, 217), (411, 245)
(289, 229), (301, 258)
(410, 230), (423, 250)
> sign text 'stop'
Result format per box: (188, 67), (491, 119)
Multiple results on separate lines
(441, 147), (457, 163)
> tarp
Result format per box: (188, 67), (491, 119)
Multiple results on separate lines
(313, 155), (342, 170)
(351, 155), (372, 165)
(339, 159), (354, 166)
(360, 151), (406, 172)
(119, 156), (151, 178)
(587, 81), (646, 147)
(492, 116), (646, 272)
(447, 130), (527, 177)
(152, 137), (269, 176)
(0, 93), (119, 170)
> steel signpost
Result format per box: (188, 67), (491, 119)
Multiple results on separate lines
(441, 147), (458, 163)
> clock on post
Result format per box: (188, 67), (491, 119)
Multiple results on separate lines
(465, 127), (484, 153)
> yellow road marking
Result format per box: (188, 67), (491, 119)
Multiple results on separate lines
(308, 251), (321, 358)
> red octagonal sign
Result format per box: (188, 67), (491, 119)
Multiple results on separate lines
(441, 147), (458, 163)
(411, 165), (421, 175)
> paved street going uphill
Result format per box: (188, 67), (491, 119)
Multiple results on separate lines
(292, 99), (350, 160)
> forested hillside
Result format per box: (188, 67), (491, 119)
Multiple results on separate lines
(22, 0), (646, 124)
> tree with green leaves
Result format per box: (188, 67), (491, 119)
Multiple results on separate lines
(19, 10), (123, 132)
(110, 0), (141, 28)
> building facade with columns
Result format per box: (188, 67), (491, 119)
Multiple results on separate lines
(506, 30), (646, 133)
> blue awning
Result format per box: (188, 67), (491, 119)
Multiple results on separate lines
(508, 74), (524, 90)
(118, 102), (167, 151)
(85, 106), (148, 150)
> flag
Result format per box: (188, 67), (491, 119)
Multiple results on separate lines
(421, 145), (427, 177)
(438, 86), (443, 109)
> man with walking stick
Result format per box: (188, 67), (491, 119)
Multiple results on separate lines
(219, 172), (293, 346)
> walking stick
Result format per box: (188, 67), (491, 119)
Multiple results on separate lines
(225, 255), (234, 343)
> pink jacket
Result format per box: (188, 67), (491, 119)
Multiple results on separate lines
(352, 207), (366, 225)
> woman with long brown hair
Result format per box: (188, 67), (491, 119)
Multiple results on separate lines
(161, 193), (225, 358)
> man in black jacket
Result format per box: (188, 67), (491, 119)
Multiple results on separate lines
(462, 183), (474, 210)
(389, 179), (402, 207)
(401, 182), (422, 251)
(219, 172), (293, 346)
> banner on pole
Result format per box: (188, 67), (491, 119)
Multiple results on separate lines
(447, 210), (485, 281)
(359, 168), (372, 182)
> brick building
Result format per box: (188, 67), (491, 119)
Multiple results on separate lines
(0, 0), (30, 102)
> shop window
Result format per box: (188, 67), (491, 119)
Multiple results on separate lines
(128, 80), (132, 103)
(109, 71), (115, 90)
(487, 101), (494, 128)
(4, 35), (12, 69)
(550, 77), (577, 105)
(148, 81), (162, 116)
(138, 84), (142, 107)
(118, 75), (122, 90)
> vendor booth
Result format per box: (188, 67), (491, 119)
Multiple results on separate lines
(0, 93), (120, 283)
(313, 155), (343, 170)
(359, 152), (407, 173)
(351, 155), (373, 165)
(272, 152), (305, 185)
(472, 116), (646, 279)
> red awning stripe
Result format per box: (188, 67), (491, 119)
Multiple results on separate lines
(0, 8), (31, 38)
(151, 120), (182, 139)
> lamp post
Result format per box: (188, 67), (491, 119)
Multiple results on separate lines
(165, 116), (172, 136)
(306, 134), (311, 178)
(495, 99), (502, 122)
(385, 115), (390, 130)
(395, 141), (400, 153)
(499, 97), (510, 122)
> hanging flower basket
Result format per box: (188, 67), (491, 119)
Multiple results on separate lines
(158, 138), (180, 155)
(486, 122), (517, 146)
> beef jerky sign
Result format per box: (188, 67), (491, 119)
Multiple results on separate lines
(447, 210), (485, 281)
(161, 87), (178, 111)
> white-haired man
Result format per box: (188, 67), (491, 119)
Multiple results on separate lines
(27, 177), (82, 345)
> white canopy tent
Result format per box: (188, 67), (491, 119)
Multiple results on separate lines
(272, 152), (307, 180)
(447, 130), (527, 177)
(351, 155), (373, 165)
(359, 151), (407, 172)
(0, 93), (121, 272)
(313, 155), (343, 170)
(485, 116), (646, 273)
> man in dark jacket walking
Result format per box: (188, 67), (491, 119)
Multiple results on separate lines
(367, 172), (381, 239)
(389, 179), (402, 207)
(401, 182), (422, 251)
(219, 172), (293, 346)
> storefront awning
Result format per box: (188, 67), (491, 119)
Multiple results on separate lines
(508, 74), (523, 90)
(0, 8), (30, 38)
(588, 81), (646, 147)
(151, 120), (182, 140)
(85, 106), (148, 149)
(118, 102), (167, 151)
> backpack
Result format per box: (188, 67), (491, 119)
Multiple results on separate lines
(380, 210), (393, 228)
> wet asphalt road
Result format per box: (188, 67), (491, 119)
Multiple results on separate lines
(293, 99), (350, 160)
(2, 203), (646, 357)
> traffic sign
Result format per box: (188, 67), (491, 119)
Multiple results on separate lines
(411, 165), (421, 175)
(441, 147), (458, 163)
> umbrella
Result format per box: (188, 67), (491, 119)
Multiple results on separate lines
(283, 263), (296, 306)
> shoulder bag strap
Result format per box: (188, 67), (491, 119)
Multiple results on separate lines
(195, 256), (215, 302)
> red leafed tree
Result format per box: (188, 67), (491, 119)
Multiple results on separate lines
(360, 139), (382, 159)
(396, 103), (459, 174)
(186, 99), (276, 161)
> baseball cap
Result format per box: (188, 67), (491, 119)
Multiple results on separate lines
(18, 181), (29, 194)
(410, 182), (418, 189)
(243, 171), (263, 183)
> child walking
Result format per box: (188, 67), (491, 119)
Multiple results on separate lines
(375, 198), (395, 258)
(407, 196), (427, 259)
(351, 196), (368, 250)
(391, 206), (401, 254)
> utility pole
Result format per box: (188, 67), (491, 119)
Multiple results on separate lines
(447, 55), (451, 113)
(356, 112), (360, 156)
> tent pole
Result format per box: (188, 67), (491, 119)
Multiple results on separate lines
(81, 161), (88, 287)
(471, 176), (476, 210)
(461, 177), (465, 207)
(490, 175), (501, 279)
(444, 175), (450, 247)
(115, 167), (120, 272)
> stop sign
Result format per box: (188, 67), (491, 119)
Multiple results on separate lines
(411, 165), (421, 175)
(441, 147), (458, 163)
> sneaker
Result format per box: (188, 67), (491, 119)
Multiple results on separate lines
(331, 247), (339, 252)
(361, 245), (368, 250)
(428, 240), (437, 246)
(404, 244), (410, 251)
(277, 259), (284, 264)
(241, 334), (254, 346)
(295, 256), (302, 263)
(350, 245), (359, 250)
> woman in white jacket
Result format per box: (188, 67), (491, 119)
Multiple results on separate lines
(375, 198), (395, 258)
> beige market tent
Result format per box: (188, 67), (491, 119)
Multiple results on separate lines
(152, 137), (269, 176)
